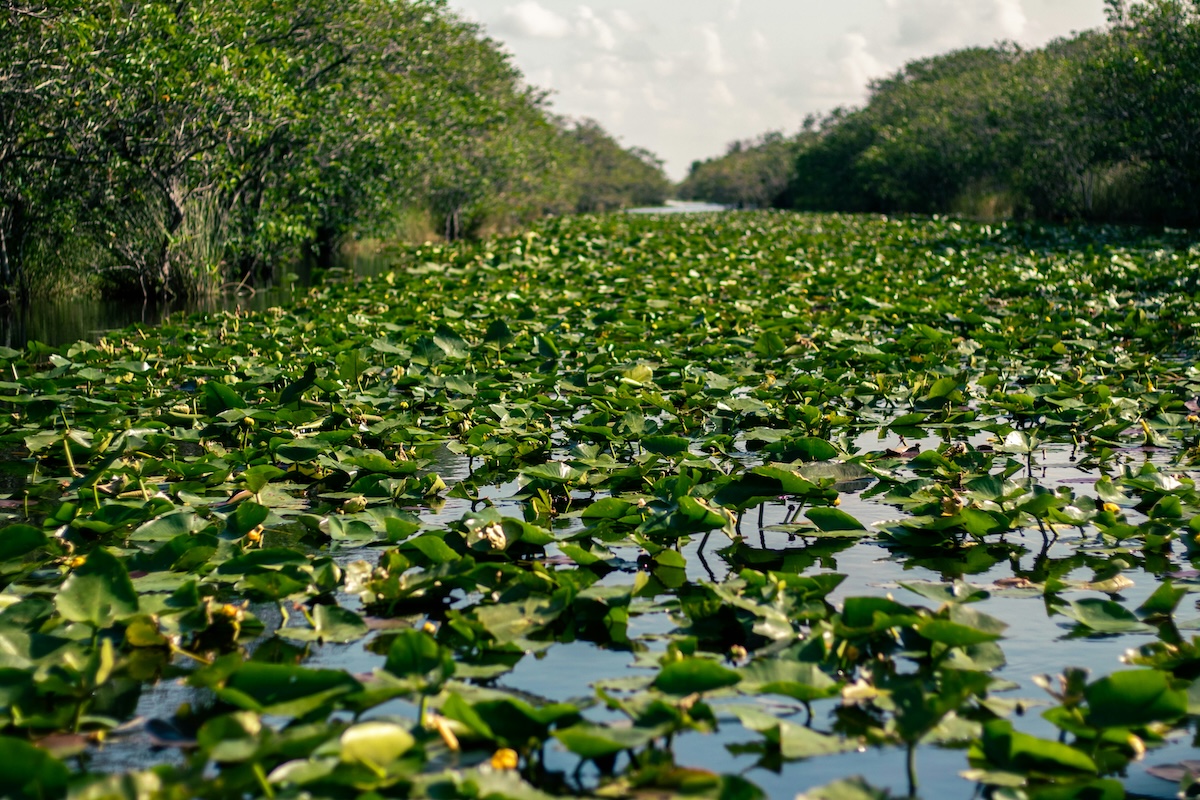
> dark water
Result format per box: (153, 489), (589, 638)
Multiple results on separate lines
(0, 251), (392, 350)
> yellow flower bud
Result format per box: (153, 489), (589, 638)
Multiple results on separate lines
(1126, 732), (1146, 759)
(490, 748), (519, 771)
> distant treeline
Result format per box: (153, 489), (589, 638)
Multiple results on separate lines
(0, 0), (669, 298)
(679, 0), (1199, 227)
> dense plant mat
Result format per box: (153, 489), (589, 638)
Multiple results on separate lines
(1, 211), (1200, 799)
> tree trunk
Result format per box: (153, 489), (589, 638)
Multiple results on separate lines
(444, 207), (462, 242)
(0, 197), (27, 299)
(315, 223), (340, 270)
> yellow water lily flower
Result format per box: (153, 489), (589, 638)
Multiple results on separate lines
(490, 748), (519, 771)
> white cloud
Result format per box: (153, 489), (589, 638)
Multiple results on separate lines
(700, 24), (728, 76)
(610, 9), (640, 34)
(889, 0), (1029, 49)
(711, 79), (736, 106)
(996, 0), (1028, 39)
(577, 6), (617, 50)
(813, 31), (886, 103)
(749, 29), (770, 70)
(448, 0), (1109, 180)
(498, 1), (571, 39)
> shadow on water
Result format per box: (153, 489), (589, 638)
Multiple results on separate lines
(0, 248), (395, 350)
(1, 206), (736, 349)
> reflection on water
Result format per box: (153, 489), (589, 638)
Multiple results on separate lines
(0, 247), (395, 349)
(625, 200), (730, 215)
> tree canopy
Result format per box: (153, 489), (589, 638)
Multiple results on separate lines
(681, 0), (1200, 226)
(0, 0), (669, 298)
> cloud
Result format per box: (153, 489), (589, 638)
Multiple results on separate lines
(890, 0), (1028, 49)
(710, 79), (736, 107)
(995, 0), (1028, 39)
(812, 31), (886, 103)
(496, 1), (572, 39)
(700, 24), (728, 76)
(610, 9), (640, 34)
(577, 6), (617, 50)
(447, 0), (1100, 180)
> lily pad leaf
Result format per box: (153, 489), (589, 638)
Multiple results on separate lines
(642, 435), (690, 456)
(727, 706), (855, 760)
(1085, 670), (1187, 729)
(218, 663), (362, 717)
(739, 660), (839, 702)
(383, 629), (454, 691)
(280, 363), (318, 405)
(805, 507), (866, 532)
(1138, 580), (1186, 618)
(653, 657), (741, 695)
(484, 319), (515, 345)
(0, 525), (47, 562)
(977, 719), (1097, 775)
(0, 736), (70, 799)
(279, 605), (370, 644)
(240, 466), (285, 495)
(553, 723), (657, 759)
(203, 381), (247, 413)
(1057, 598), (1154, 634)
(796, 777), (890, 800)
(56, 547), (139, 628)
(581, 497), (636, 520)
(339, 721), (415, 768)
(915, 619), (1001, 647)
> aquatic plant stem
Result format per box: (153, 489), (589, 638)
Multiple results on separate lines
(907, 743), (919, 798)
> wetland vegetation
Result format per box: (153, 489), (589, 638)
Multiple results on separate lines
(2, 211), (1200, 799)
(679, 0), (1200, 228)
(0, 0), (669, 301)
(5, 1), (1200, 798)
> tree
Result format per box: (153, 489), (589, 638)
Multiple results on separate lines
(1080, 0), (1200, 223)
(0, 0), (671, 297)
(678, 131), (798, 208)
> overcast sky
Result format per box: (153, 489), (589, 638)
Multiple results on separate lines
(446, 1), (1111, 180)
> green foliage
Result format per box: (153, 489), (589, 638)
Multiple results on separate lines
(690, 2), (1199, 226)
(0, 211), (1199, 796)
(677, 131), (798, 208)
(0, 1), (668, 298)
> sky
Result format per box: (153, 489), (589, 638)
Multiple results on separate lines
(446, 0), (1111, 181)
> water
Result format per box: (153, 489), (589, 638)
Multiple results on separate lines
(0, 248), (393, 349)
(83, 427), (1188, 798)
(625, 200), (730, 215)
(18, 217), (1189, 797)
